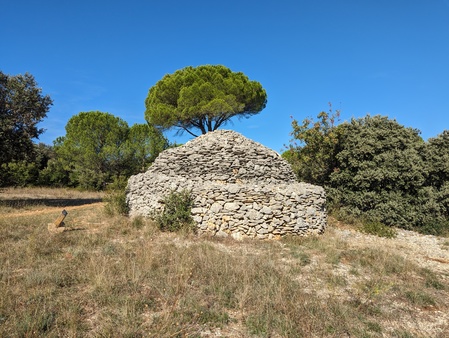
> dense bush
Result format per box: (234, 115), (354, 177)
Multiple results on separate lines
(156, 189), (195, 233)
(0, 143), (56, 187)
(427, 131), (449, 187)
(414, 219), (449, 237)
(286, 112), (449, 232)
(328, 115), (429, 228)
(426, 131), (449, 218)
(37, 158), (70, 187)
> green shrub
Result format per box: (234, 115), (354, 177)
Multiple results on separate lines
(413, 220), (449, 237)
(104, 190), (128, 216)
(156, 189), (195, 233)
(104, 176), (129, 216)
(37, 158), (70, 187)
(327, 116), (428, 229)
(75, 168), (110, 191)
(361, 221), (397, 238)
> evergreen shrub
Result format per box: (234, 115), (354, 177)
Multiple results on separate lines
(156, 189), (195, 233)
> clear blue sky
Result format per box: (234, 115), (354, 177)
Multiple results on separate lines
(2, 0), (449, 152)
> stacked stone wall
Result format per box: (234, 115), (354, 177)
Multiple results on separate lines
(126, 130), (327, 239)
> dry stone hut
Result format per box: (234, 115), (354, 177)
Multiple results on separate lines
(126, 130), (327, 239)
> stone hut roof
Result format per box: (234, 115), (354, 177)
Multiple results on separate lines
(147, 129), (296, 184)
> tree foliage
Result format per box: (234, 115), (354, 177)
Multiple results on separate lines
(0, 71), (52, 166)
(427, 131), (449, 189)
(283, 105), (341, 185)
(145, 65), (267, 136)
(54, 111), (130, 189)
(0, 160), (39, 187)
(330, 116), (426, 195)
(125, 123), (169, 173)
(54, 112), (169, 190)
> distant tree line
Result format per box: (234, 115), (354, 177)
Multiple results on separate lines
(49, 112), (169, 190)
(284, 107), (449, 233)
(0, 111), (169, 189)
(0, 71), (169, 189)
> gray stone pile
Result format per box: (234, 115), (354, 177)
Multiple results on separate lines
(126, 130), (327, 239)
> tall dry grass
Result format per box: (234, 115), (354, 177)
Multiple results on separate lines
(0, 188), (448, 337)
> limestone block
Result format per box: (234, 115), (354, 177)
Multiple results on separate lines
(260, 206), (272, 214)
(224, 202), (240, 211)
(191, 207), (207, 215)
(210, 202), (223, 213)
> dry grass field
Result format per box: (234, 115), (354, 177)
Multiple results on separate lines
(0, 187), (448, 337)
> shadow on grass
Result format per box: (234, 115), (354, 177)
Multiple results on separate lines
(50, 227), (88, 233)
(0, 198), (103, 209)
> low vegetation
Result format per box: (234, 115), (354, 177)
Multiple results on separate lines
(155, 189), (195, 233)
(0, 188), (448, 337)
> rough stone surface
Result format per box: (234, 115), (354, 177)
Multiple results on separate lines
(126, 130), (327, 238)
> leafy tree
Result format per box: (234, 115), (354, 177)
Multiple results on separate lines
(145, 65), (267, 137)
(0, 71), (52, 166)
(283, 106), (341, 185)
(53, 112), (169, 190)
(284, 111), (448, 231)
(55, 111), (130, 189)
(124, 123), (169, 173)
(327, 115), (429, 228)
